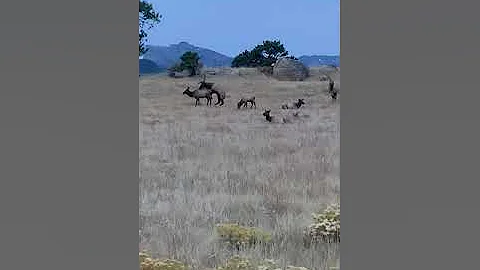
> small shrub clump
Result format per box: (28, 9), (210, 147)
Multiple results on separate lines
(305, 203), (340, 243)
(216, 223), (272, 249)
(216, 256), (310, 270)
(140, 251), (188, 270)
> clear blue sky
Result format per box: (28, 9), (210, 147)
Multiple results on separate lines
(145, 0), (339, 57)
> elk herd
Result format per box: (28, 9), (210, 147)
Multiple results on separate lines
(181, 74), (338, 124)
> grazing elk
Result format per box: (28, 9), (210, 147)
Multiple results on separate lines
(281, 98), (305, 109)
(182, 86), (213, 107)
(237, 96), (256, 109)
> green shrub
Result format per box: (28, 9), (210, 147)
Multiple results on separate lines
(305, 203), (340, 243)
(140, 251), (188, 270)
(216, 223), (272, 249)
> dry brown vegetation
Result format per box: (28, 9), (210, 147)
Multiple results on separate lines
(139, 67), (340, 270)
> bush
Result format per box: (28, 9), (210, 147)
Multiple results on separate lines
(305, 203), (340, 243)
(216, 223), (272, 249)
(140, 251), (188, 270)
(216, 256), (310, 270)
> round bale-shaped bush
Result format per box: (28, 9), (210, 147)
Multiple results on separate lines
(272, 57), (309, 81)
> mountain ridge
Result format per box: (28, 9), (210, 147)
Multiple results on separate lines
(140, 42), (339, 74)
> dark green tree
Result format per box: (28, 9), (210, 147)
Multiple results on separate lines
(179, 51), (201, 76)
(258, 40), (289, 66)
(231, 50), (252, 68)
(139, 1), (161, 56)
(231, 40), (291, 68)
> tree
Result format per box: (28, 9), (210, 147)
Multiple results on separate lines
(231, 50), (252, 68)
(258, 40), (289, 66)
(231, 40), (291, 68)
(179, 51), (201, 76)
(139, 1), (161, 56)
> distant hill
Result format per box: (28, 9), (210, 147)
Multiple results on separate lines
(142, 42), (233, 71)
(298, 55), (340, 67)
(139, 42), (339, 75)
(139, 59), (164, 74)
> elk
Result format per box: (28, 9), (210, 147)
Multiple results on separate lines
(237, 96), (256, 109)
(262, 109), (274, 122)
(327, 78), (338, 100)
(182, 86), (213, 107)
(262, 109), (296, 124)
(198, 75), (226, 106)
(281, 98), (305, 109)
(209, 88), (226, 106)
(321, 73), (337, 99)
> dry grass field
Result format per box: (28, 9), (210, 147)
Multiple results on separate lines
(139, 67), (340, 270)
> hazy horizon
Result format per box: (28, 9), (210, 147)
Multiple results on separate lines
(145, 41), (340, 58)
(144, 0), (340, 57)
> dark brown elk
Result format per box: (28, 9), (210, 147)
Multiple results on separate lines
(327, 79), (338, 100)
(198, 78), (226, 106)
